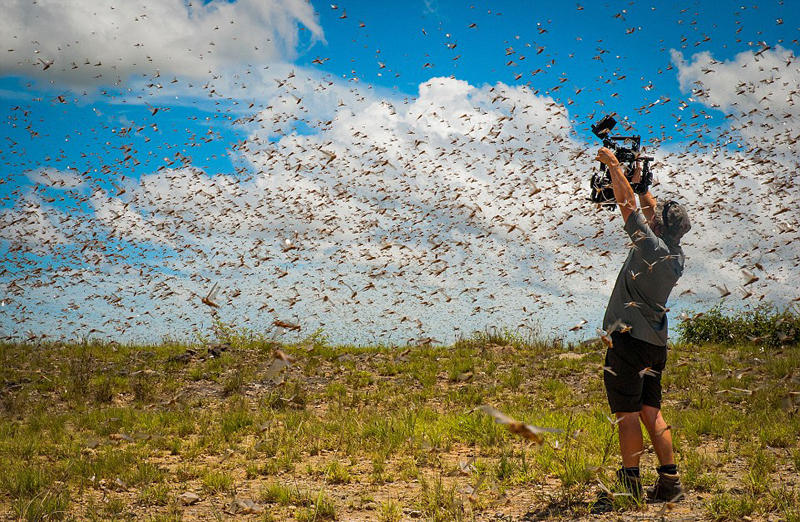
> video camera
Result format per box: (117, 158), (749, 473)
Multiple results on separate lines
(589, 114), (653, 209)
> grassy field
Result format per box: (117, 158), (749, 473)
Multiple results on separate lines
(1, 314), (799, 521)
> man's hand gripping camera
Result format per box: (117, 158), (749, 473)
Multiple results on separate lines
(589, 114), (654, 209)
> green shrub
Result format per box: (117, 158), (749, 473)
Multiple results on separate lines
(707, 492), (756, 520)
(322, 460), (351, 484)
(417, 474), (467, 521)
(1, 463), (50, 497)
(12, 488), (70, 521)
(220, 404), (253, 439)
(378, 498), (403, 522)
(65, 346), (93, 399)
(92, 375), (115, 403)
(222, 368), (246, 396)
(677, 304), (799, 348)
(201, 470), (234, 494)
(260, 481), (301, 505)
(295, 489), (337, 521)
(453, 325), (550, 352)
(139, 483), (170, 506)
(130, 372), (157, 403)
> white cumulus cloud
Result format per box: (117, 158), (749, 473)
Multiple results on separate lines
(671, 46), (800, 157)
(0, 0), (323, 87)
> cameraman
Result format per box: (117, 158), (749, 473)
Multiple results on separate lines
(591, 147), (691, 512)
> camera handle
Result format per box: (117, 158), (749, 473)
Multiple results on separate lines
(632, 158), (653, 195)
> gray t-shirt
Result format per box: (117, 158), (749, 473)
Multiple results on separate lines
(603, 210), (685, 346)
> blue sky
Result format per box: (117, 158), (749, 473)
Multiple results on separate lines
(3, 0), (795, 182)
(302, 0), (793, 123)
(1, 1), (798, 344)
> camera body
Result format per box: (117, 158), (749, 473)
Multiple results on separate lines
(589, 115), (653, 209)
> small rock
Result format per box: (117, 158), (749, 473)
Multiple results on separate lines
(456, 370), (473, 381)
(178, 491), (200, 505)
(208, 344), (230, 358)
(228, 498), (263, 514)
(167, 352), (193, 364)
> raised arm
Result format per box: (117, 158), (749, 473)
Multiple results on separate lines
(595, 147), (636, 223)
(631, 159), (657, 225)
(638, 190), (657, 225)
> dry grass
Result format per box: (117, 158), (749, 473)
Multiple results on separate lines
(0, 326), (798, 520)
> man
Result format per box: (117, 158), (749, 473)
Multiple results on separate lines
(591, 146), (691, 513)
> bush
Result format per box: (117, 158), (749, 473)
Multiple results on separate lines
(92, 375), (115, 403)
(130, 372), (157, 403)
(65, 346), (93, 399)
(452, 325), (556, 353)
(677, 304), (799, 348)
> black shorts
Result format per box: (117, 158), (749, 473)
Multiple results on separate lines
(603, 332), (668, 413)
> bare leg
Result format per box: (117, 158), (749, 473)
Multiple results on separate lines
(640, 405), (675, 466)
(616, 411), (644, 468)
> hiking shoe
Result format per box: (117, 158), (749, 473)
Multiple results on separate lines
(646, 472), (684, 502)
(616, 468), (643, 500)
(590, 468), (642, 514)
(589, 490), (613, 514)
